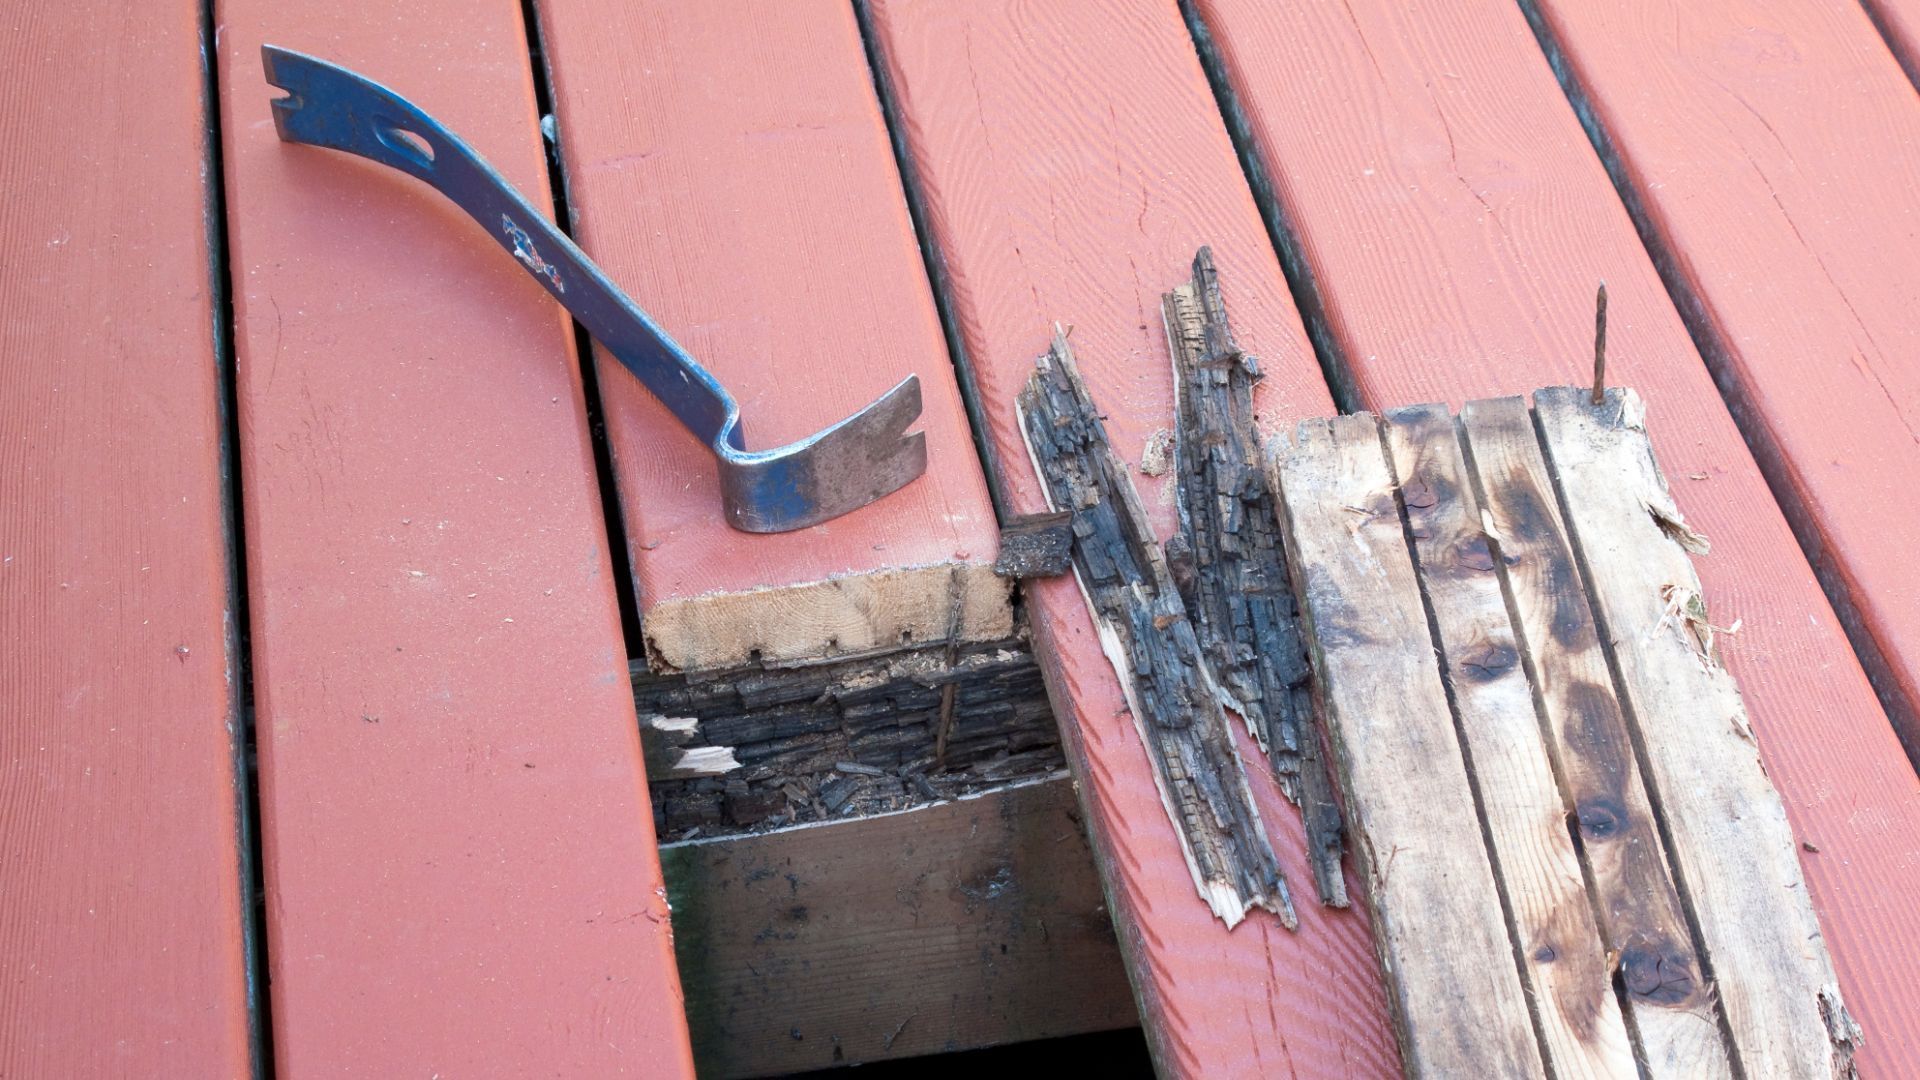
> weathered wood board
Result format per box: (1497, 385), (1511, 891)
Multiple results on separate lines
(529, 0), (1006, 675)
(661, 775), (1135, 1077)
(1276, 394), (1855, 1077)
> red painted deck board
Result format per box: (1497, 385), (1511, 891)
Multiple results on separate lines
(0, 6), (252, 1075)
(532, 0), (1003, 674)
(1534, 0), (1920, 757)
(1193, 0), (1920, 1068)
(865, 2), (1398, 1075)
(215, 3), (693, 1074)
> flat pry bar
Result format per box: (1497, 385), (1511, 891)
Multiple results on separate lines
(261, 45), (927, 533)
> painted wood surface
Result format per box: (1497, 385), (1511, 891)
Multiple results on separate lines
(1861, 0), (1920, 90)
(863, 1), (1399, 1074)
(214, 2), (693, 1074)
(0, 4), (252, 1075)
(1191, 0), (1920, 1067)
(1383, 406), (1639, 1078)
(530, 0), (1005, 675)
(1529, 0), (1920, 757)
(1460, 398), (1728, 1077)
(1536, 389), (1860, 1076)
(663, 776), (1134, 1077)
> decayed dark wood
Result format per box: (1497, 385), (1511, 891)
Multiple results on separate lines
(662, 776), (1135, 1077)
(1018, 334), (1291, 927)
(1534, 388), (1860, 1077)
(1164, 249), (1345, 907)
(1461, 397), (1730, 1076)
(1383, 405), (1637, 1077)
(992, 512), (1075, 579)
(1273, 413), (1544, 1077)
(634, 640), (1060, 835)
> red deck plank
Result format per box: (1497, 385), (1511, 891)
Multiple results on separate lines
(531, 0), (1005, 676)
(0, 5), (252, 1074)
(1533, 0), (1920, 760)
(214, 3), (693, 1074)
(864, 2), (1399, 1075)
(1192, 0), (1920, 1068)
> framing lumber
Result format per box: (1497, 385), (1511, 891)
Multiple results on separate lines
(1535, 389), (1860, 1077)
(1523, 0), (1920, 754)
(1190, 0), (1920, 1067)
(1382, 406), (1641, 1077)
(862, 2), (1400, 1074)
(528, 0), (1005, 675)
(662, 775), (1135, 1076)
(1275, 415), (1544, 1078)
(0, 5), (252, 1074)
(1459, 398), (1729, 1076)
(215, 4), (693, 1073)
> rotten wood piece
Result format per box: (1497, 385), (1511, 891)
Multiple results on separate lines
(1383, 405), (1639, 1077)
(1534, 388), (1860, 1077)
(1274, 414), (1544, 1078)
(1018, 333), (1291, 927)
(1164, 248), (1346, 907)
(633, 639), (1061, 836)
(662, 775), (1135, 1077)
(992, 512), (1075, 579)
(1461, 397), (1729, 1076)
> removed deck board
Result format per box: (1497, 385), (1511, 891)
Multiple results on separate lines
(1190, 0), (1920, 1066)
(529, 0), (1005, 674)
(662, 775), (1134, 1077)
(863, 1), (1399, 1074)
(1282, 398), (1851, 1076)
(0, 5), (251, 1073)
(1526, 0), (1920, 755)
(1275, 415), (1543, 1078)
(215, 3), (693, 1073)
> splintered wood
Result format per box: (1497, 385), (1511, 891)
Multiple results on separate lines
(1274, 392), (1858, 1077)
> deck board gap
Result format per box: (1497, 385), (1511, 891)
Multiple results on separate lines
(518, 0), (646, 658)
(198, 1), (273, 1071)
(1178, 0), (1362, 414)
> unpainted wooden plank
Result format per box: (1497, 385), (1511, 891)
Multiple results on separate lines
(1524, 0), (1920, 755)
(214, 3), (693, 1073)
(528, 0), (1005, 674)
(862, 3), (1398, 1073)
(1274, 413), (1545, 1078)
(1534, 388), (1860, 1078)
(1461, 396), (1731, 1077)
(1383, 405), (1637, 1078)
(0, 4), (252, 1074)
(1189, 1), (1920, 1065)
(662, 775), (1135, 1076)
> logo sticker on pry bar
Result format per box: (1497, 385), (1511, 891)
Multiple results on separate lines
(501, 215), (564, 294)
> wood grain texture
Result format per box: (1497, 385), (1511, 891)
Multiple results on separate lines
(1383, 406), (1638, 1079)
(1461, 397), (1729, 1077)
(1528, 0), (1920, 760)
(529, 0), (1004, 674)
(214, 3), (693, 1074)
(1192, 0), (1920, 1067)
(0, 5), (251, 1075)
(1275, 414), (1544, 1079)
(663, 776), (1135, 1077)
(864, 1), (1399, 1074)
(1536, 389), (1859, 1077)
(1858, 0), (1920, 108)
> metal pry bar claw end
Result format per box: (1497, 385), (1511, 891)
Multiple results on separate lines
(261, 45), (927, 533)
